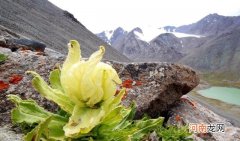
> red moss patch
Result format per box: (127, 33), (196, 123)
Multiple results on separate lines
(9, 74), (23, 84)
(175, 114), (181, 122)
(122, 79), (133, 88)
(0, 80), (10, 91)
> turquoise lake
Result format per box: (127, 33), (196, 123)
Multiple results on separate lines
(198, 87), (240, 106)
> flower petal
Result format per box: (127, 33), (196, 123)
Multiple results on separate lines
(61, 40), (81, 100)
(63, 105), (105, 138)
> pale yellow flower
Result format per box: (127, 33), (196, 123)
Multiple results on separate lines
(60, 40), (121, 107)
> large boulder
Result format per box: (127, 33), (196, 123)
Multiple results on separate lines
(5, 38), (46, 52)
(111, 62), (199, 118)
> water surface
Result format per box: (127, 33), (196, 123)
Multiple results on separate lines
(198, 87), (240, 106)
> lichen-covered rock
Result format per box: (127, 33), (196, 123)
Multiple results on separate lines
(109, 62), (199, 118)
(0, 47), (63, 127)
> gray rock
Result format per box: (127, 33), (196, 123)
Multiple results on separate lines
(110, 62), (200, 118)
(0, 126), (23, 141)
(0, 36), (7, 47)
(6, 38), (46, 52)
(0, 26), (46, 52)
(44, 48), (65, 59)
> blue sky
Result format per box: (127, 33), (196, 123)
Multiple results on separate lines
(49, 0), (240, 33)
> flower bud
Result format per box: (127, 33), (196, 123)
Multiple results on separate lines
(61, 40), (121, 107)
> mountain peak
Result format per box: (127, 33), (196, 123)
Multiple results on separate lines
(112, 27), (126, 36)
(131, 27), (143, 33)
(115, 27), (124, 32)
(208, 13), (220, 17)
(202, 13), (223, 21)
(96, 27), (128, 45)
(176, 13), (240, 36)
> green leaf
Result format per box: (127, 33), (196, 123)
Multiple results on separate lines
(94, 103), (164, 141)
(27, 71), (75, 114)
(101, 88), (126, 119)
(49, 69), (64, 92)
(8, 95), (54, 124)
(0, 53), (8, 63)
(24, 116), (52, 141)
(113, 102), (136, 130)
(108, 88), (126, 109)
(101, 106), (125, 126)
(98, 117), (163, 141)
(7, 95), (67, 140)
(156, 125), (193, 141)
(131, 117), (164, 140)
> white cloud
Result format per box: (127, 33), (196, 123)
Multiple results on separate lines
(48, 0), (240, 33)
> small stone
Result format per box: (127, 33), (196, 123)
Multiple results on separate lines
(0, 126), (23, 141)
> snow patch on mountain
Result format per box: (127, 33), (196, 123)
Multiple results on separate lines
(133, 26), (203, 42)
(133, 27), (166, 42)
(172, 32), (203, 38)
(104, 30), (114, 40)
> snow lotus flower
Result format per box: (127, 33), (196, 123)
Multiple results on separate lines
(60, 40), (122, 108)
(24, 40), (125, 138)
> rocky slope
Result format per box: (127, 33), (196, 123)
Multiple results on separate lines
(179, 27), (240, 79)
(112, 27), (152, 60)
(176, 14), (240, 77)
(0, 0), (130, 62)
(149, 33), (184, 62)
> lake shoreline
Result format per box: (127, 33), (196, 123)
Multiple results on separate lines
(189, 94), (240, 127)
